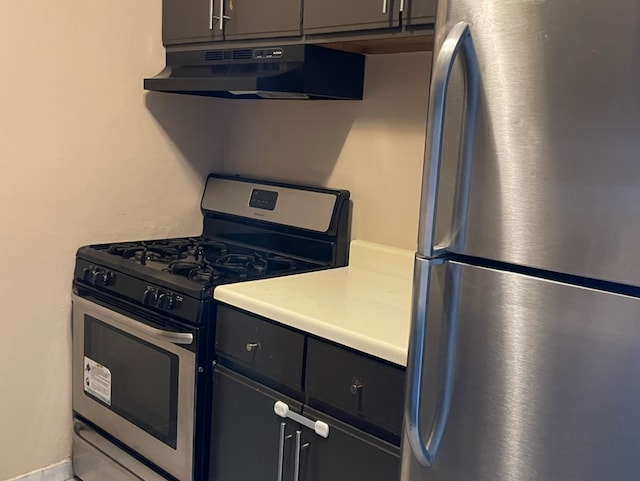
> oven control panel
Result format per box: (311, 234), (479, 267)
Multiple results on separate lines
(74, 259), (204, 325)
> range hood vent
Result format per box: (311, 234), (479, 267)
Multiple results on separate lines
(144, 44), (365, 100)
(204, 49), (253, 61)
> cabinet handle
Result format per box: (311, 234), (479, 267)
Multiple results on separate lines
(293, 430), (302, 481)
(276, 422), (286, 481)
(212, 0), (231, 31)
(245, 342), (260, 352)
(400, 0), (405, 13)
(349, 379), (364, 395)
(382, 0), (388, 14)
(274, 401), (329, 438)
(209, 0), (214, 29)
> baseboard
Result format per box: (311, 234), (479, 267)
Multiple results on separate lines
(6, 459), (73, 481)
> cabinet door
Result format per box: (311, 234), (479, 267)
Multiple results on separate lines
(300, 407), (400, 481)
(402, 0), (436, 27)
(162, 0), (222, 45)
(222, 0), (302, 40)
(209, 365), (302, 481)
(303, 0), (400, 35)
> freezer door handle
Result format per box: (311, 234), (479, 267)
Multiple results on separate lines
(405, 258), (458, 467)
(417, 21), (479, 258)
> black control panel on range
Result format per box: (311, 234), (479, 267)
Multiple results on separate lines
(73, 258), (204, 324)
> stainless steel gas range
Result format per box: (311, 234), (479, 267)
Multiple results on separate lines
(71, 174), (351, 481)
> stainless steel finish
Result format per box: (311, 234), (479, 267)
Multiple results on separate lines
(72, 294), (193, 345)
(212, 0), (230, 31)
(293, 430), (302, 481)
(201, 177), (339, 233)
(403, 261), (640, 481)
(399, 0), (405, 13)
(209, 0), (214, 30)
(72, 296), (195, 481)
(245, 342), (259, 352)
(73, 419), (168, 481)
(404, 258), (455, 467)
(382, 0), (388, 14)
(277, 422), (286, 481)
(429, 1), (640, 285)
(417, 21), (478, 259)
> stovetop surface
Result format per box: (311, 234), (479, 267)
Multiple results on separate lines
(84, 235), (320, 281)
(106, 236), (314, 280)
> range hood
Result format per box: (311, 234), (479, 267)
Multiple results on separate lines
(144, 44), (365, 100)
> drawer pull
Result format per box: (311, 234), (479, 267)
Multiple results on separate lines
(274, 401), (330, 438)
(245, 342), (260, 352)
(349, 379), (364, 395)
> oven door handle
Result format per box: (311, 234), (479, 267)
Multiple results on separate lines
(72, 294), (194, 345)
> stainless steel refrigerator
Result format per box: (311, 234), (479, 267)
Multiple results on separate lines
(403, 2), (640, 480)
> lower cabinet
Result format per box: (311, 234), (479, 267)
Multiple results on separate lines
(300, 407), (400, 481)
(209, 364), (400, 481)
(209, 365), (301, 481)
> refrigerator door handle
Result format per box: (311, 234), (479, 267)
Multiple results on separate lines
(405, 257), (459, 467)
(417, 21), (479, 258)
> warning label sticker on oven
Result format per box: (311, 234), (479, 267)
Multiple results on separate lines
(83, 356), (111, 406)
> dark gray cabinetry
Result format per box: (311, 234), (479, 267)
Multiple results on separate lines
(211, 305), (402, 481)
(303, 0), (400, 35)
(162, 0), (302, 45)
(302, 0), (435, 35)
(301, 407), (400, 481)
(223, 0), (302, 40)
(402, 0), (437, 27)
(209, 366), (301, 481)
(162, 0), (220, 45)
(215, 304), (305, 392)
(306, 338), (405, 443)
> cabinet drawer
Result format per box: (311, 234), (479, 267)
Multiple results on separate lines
(215, 306), (305, 391)
(305, 338), (405, 439)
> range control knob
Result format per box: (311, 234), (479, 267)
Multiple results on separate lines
(142, 287), (158, 305)
(95, 270), (115, 287)
(157, 292), (175, 310)
(89, 268), (104, 285)
(81, 265), (95, 283)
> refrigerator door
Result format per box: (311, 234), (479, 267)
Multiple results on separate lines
(422, 1), (640, 285)
(403, 260), (640, 481)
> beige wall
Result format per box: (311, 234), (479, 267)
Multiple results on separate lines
(223, 51), (431, 250)
(0, 2), (224, 479)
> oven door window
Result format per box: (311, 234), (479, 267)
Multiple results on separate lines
(83, 315), (179, 448)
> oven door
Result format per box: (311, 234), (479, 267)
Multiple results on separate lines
(72, 293), (196, 481)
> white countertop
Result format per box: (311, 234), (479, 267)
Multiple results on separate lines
(214, 240), (415, 366)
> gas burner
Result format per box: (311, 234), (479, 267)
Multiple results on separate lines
(265, 256), (298, 273)
(166, 261), (226, 284)
(108, 239), (195, 265)
(215, 253), (269, 277)
(192, 240), (229, 263)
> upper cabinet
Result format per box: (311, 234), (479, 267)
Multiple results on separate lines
(223, 0), (302, 40)
(402, 0), (437, 27)
(163, 0), (221, 44)
(163, 0), (302, 45)
(303, 0), (436, 36)
(161, 0), (435, 50)
(303, 0), (400, 35)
